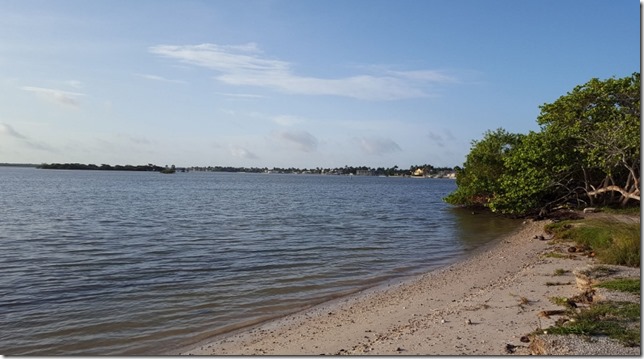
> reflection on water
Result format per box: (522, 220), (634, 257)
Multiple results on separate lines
(450, 207), (521, 248)
(0, 168), (519, 355)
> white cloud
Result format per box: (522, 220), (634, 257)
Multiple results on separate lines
(273, 130), (318, 152)
(21, 86), (86, 107)
(135, 73), (186, 84)
(358, 137), (402, 155)
(149, 43), (456, 100)
(216, 92), (266, 99)
(385, 70), (458, 83)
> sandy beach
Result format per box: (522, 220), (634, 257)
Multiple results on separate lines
(179, 216), (638, 356)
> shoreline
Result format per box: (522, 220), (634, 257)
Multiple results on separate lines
(178, 218), (587, 355)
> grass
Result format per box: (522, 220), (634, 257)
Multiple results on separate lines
(592, 265), (620, 276)
(539, 213), (641, 347)
(553, 268), (568, 276)
(549, 296), (568, 306)
(544, 218), (640, 267)
(549, 296), (576, 308)
(596, 278), (640, 294)
(545, 301), (640, 347)
(599, 206), (641, 215)
(574, 265), (620, 281)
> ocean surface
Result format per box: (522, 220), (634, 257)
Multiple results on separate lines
(0, 167), (519, 355)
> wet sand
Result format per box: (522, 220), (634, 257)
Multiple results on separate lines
(178, 219), (600, 355)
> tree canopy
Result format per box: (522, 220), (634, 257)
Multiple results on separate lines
(445, 73), (640, 216)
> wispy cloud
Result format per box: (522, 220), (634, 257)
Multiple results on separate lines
(21, 86), (86, 107)
(216, 92), (266, 99)
(65, 80), (84, 89)
(385, 70), (458, 83)
(230, 147), (259, 159)
(273, 130), (318, 152)
(23, 139), (55, 152)
(358, 137), (402, 155)
(271, 115), (306, 127)
(149, 43), (456, 100)
(427, 129), (456, 147)
(0, 123), (55, 151)
(135, 73), (186, 84)
(116, 133), (153, 145)
(0, 123), (27, 139)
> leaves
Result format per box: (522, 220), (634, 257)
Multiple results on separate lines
(444, 128), (522, 208)
(445, 73), (640, 215)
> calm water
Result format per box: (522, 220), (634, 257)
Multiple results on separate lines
(0, 167), (519, 355)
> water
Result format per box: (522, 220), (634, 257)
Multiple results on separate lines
(0, 167), (519, 355)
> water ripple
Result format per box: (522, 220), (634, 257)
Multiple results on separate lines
(0, 168), (518, 355)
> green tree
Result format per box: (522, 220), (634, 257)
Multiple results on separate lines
(535, 72), (640, 208)
(446, 73), (640, 216)
(492, 129), (579, 215)
(444, 128), (522, 208)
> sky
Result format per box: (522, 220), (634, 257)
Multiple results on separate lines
(0, 0), (639, 169)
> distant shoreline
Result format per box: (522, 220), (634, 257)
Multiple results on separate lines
(6, 162), (456, 178)
(0, 163), (38, 168)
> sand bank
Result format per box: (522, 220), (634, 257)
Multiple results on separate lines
(179, 217), (635, 355)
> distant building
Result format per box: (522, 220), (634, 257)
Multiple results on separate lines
(412, 168), (424, 177)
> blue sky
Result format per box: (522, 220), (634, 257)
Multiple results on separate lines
(0, 0), (639, 168)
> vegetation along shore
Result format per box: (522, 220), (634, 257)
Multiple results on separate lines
(445, 73), (639, 217)
(181, 212), (639, 355)
(182, 74), (640, 355)
(31, 162), (456, 177)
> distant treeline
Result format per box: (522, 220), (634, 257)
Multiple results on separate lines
(36, 162), (455, 176)
(38, 163), (166, 172)
(0, 163), (39, 168)
(187, 164), (454, 176)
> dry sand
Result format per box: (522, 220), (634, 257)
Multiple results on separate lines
(179, 216), (639, 356)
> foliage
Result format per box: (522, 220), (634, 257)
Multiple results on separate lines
(444, 128), (522, 207)
(38, 163), (165, 172)
(542, 252), (572, 259)
(545, 301), (640, 347)
(553, 268), (568, 276)
(599, 206), (642, 215)
(491, 131), (565, 214)
(38, 163), (456, 177)
(545, 218), (640, 267)
(445, 73), (640, 215)
(537, 72), (641, 208)
(549, 296), (576, 308)
(596, 278), (640, 294)
(160, 165), (176, 174)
